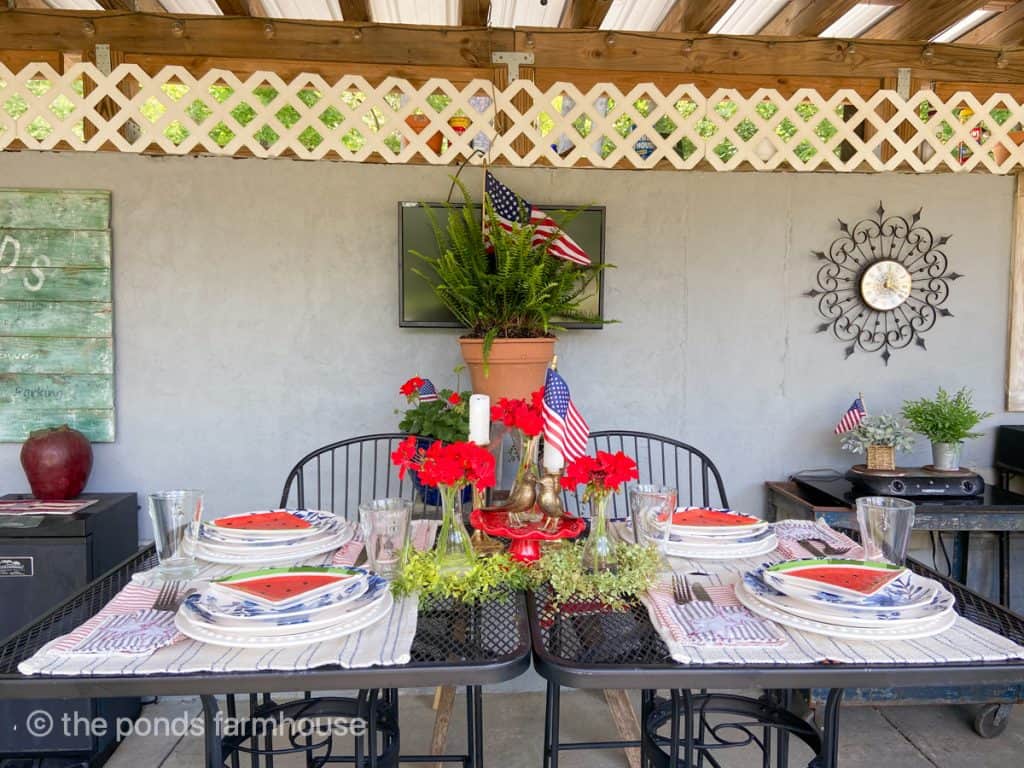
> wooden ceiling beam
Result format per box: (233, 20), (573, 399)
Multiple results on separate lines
(957, 1), (1024, 46)
(681, 0), (736, 32)
(0, 10), (508, 67)
(560, 0), (614, 29)
(513, 27), (1024, 83)
(759, 0), (862, 37)
(860, 0), (992, 41)
(338, 0), (370, 22)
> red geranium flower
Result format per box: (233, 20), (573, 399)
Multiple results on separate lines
(400, 376), (425, 397)
(390, 435), (420, 480)
(390, 438), (494, 490)
(490, 392), (544, 437)
(560, 451), (639, 501)
(447, 392), (462, 406)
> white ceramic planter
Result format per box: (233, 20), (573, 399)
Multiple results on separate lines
(931, 442), (962, 471)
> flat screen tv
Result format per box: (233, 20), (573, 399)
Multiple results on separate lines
(398, 202), (606, 329)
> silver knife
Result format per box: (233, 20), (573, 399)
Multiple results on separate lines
(692, 583), (713, 602)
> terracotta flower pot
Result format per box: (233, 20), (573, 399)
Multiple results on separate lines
(458, 337), (555, 401)
(405, 113), (444, 155)
(993, 130), (1024, 164)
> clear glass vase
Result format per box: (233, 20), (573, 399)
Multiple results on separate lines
(435, 484), (477, 575)
(581, 495), (617, 572)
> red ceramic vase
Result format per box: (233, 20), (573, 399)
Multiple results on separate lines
(20, 425), (93, 500)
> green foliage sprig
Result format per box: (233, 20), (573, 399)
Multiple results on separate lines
(390, 550), (532, 605)
(531, 542), (661, 610)
(840, 413), (916, 454)
(901, 387), (992, 444)
(411, 178), (612, 362)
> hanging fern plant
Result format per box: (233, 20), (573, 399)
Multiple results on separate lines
(411, 178), (612, 362)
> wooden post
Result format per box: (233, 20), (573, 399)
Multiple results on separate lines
(1008, 173), (1024, 411)
(429, 685), (457, 768)
(602, 689), (642, 768)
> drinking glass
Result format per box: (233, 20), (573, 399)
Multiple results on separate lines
(629, 485), (678, 548)
(855, 496), (916, 563)
(148, 490), (204, 580)
(359, 498), (412, 579)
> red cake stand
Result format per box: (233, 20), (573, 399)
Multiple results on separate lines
(469, 508), (586, 563)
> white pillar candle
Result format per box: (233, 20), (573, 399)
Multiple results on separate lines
(543, 443), (564, 472)
(468, 394), (491, 445)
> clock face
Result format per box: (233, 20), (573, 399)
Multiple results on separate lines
(860, 260), (912, 311)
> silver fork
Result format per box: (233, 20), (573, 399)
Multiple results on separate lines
(152, 580), (184, 611)
(672, 573), (692, 605)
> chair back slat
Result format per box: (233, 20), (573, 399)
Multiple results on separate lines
(558, 430), (729, 521)
(280, 433), (423, 521)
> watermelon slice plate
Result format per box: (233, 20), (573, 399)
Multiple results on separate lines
(209, 509), (338, 538)
(767, 558), (908, 600)
(663, 507), (768, 537)
(210, 566), (364, 608)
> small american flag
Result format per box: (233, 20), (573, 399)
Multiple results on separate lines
(484, 171), (591, 266)
(542, 367), (590, 462)
(834, 397), (867, 435)
(418, 379), (438, 402)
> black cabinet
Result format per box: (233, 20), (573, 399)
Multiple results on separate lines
(0, 493), (140, 767)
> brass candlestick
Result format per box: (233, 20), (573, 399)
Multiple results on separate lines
(469, 481), (505, 555)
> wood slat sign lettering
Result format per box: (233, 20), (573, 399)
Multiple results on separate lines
(0, 189), (114, 442)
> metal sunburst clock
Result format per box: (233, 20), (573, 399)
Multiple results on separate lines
(806, 202), (962, 365)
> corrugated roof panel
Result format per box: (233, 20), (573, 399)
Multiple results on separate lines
(931, 8), (996, 42)
(600, 0), (677, 31)
(45, 0), (102, 9)
(158, 0), (222, 13)
(819, 3), (895, 38)
(261, 0), (343, 20)
(489, 0), (567, 27)
(710, 0), (789, 34)
(369, 0), (460, 24)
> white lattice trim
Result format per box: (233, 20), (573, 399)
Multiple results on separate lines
(3, 62), (1024, 172)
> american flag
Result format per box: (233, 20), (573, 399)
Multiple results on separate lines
(542, 367), (590, 462)
(834, 397), (867, 435)
(418, 379), (438, 402)
(484, 171), (591, 266)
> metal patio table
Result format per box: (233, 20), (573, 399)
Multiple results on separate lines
(0, 546), (532, 768)
(529, 558), (1024, 768)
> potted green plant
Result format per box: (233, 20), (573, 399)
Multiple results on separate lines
(901, 387), (992, 471)
(412, 179), (608, 401)
(396, 374), (471, 506)
(840, 413), (915, 471)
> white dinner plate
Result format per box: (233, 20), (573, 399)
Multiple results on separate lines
(664, 533), (779, 561)
(734, 580), (957, 640)
(181, 577), (388, 635)
(185, 528), (352, 565)
(174, 589), (393, 648)
(741, 571), (955, 628)
(196, 523), (353, 557)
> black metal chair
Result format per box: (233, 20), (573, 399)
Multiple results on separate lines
(544, 429), (730, 768)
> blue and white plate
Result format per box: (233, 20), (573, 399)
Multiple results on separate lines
(760, 564), (940, 611)
(201, 510), (343, 542)
(735, 579), (956, 641)
(743, 569), (954, 627)
(175, 587), (393, 647)
(765, 561), (933, 610)
(200, 567), (376, 616)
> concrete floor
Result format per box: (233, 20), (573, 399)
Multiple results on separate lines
(103, 689), (1024, 768)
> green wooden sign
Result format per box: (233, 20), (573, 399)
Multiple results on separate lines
(0, 189), (114, 442)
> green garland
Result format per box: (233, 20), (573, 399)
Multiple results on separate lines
(390, 550), (532, 605)
(391, 542), (660, 610)
(531, 542), (661, 609)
